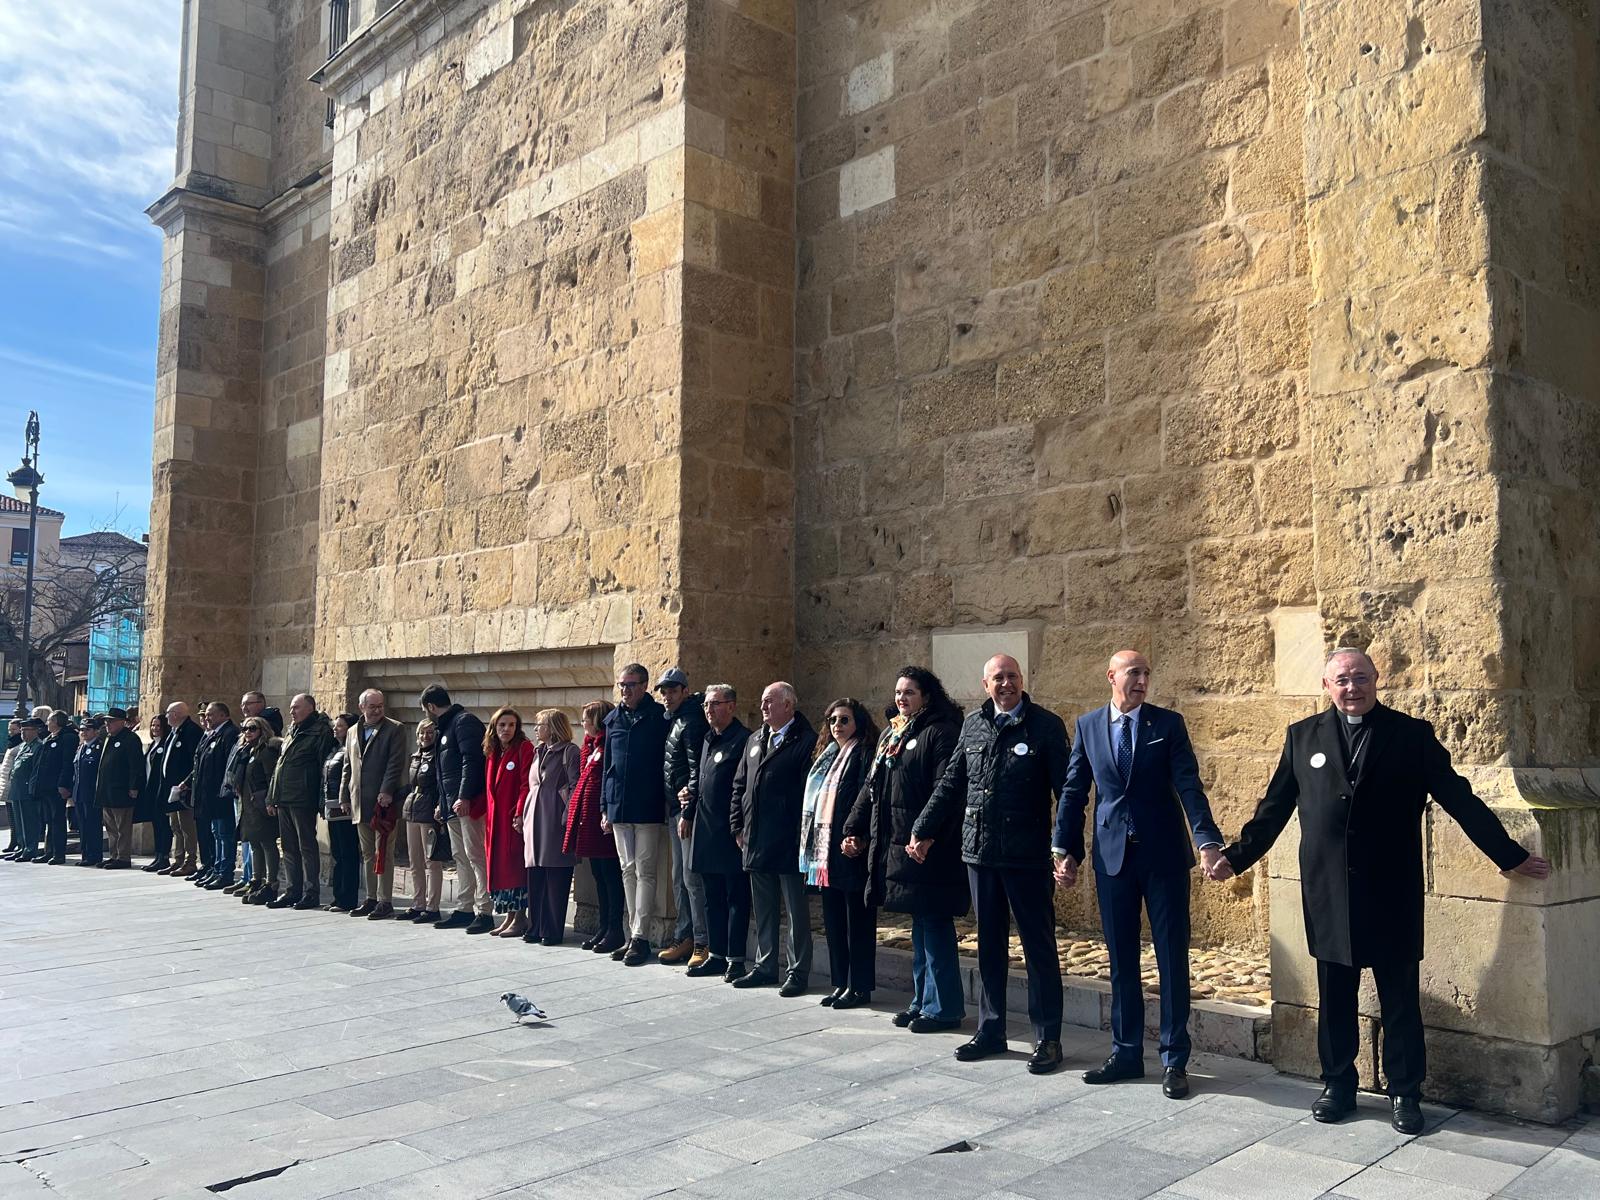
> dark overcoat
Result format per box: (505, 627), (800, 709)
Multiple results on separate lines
(730, 713), (818, 874)
(1225, 703), (1529, 967)
(685, 718), (750, 875)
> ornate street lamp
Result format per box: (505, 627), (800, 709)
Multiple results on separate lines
(8, 412), (42, 719)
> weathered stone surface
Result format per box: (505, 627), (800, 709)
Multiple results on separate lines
(143, 1), (1600, 1124)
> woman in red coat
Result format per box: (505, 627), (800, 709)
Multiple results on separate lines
(563, 699), (623, 952)
(484, 707), (536, 938)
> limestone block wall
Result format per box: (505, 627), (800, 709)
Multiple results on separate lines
(308, 0), (758, 710)
(792, 0), (1314, 951)
(676, 0), (799, 694)
(144, 195), (267, 711)
(254, 187), (331, 699)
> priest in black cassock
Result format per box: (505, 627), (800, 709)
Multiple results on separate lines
(1210, 648), (1550, 1134)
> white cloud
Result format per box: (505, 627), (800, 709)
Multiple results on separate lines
(0, 0), (179, 264)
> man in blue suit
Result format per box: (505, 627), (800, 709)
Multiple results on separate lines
(1052, 650), (1224, 1099)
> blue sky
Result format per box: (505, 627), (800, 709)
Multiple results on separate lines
(0, 1), (181, 536)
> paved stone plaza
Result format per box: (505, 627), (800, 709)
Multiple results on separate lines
(0, 866), (1594, 1200)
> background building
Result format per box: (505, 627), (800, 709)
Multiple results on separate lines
(142, 0), (1599, 1118)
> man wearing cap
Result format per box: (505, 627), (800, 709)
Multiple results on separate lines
(5, 718), (46, 861)
(658, 666), (709, 966)
(95, 709), (144, 868)
(70, 716), (107, 867)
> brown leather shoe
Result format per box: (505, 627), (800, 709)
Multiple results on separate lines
(686, 944), (710, 969)
(658, 936), (694, 964)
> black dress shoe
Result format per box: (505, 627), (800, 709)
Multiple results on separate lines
(1083, 1055), (1144, 1084)
(465, 914), (495, 934)
(831, 990), (871, 1010)
(434, 911), (473, 929)
(819, 986), (847, 1007)
(579, 933), (600, 950)
(1391, 1095), (1423, 1134)
(778, 977), (808, 998)
(1311, 1086), (1357, 1123)
(265, 893), (299, 909)
(908, 1015), (961, 1034)
(622, 938), (651, 965)
(142, 859), (169, 872)
(955, 1035), (1008, 1062)
(1028, 1041), (1064, 1075)
(293, 894), (322, 910)
(205, 878), (233, 891)
(686, 955), (728, 978)
(591, 935), (624, 955)
(723, 961), (746, 983)
(1162, 1068), (1190, 1099)
(891, 1007), (920, 1028)
(350, 899), (377, 917)
(415, 910), (440, 923)
(730, 971), (777, 989)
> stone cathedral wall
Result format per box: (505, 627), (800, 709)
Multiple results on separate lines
(792, 0), (1314, 952)
(145, 0), (1600, 1119)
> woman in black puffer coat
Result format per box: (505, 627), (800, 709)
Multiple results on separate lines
(843, 666), (966, 1032)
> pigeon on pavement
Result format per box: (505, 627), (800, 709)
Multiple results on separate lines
(501, 992), (547, 1021)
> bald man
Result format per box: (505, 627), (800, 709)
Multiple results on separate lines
(1052, 651), (1223, 1100)
(918, 654), (1071, 1073)
(1215, 648), (1549, 1133)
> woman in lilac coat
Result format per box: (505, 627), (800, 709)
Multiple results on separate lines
(518, 709), (582, 945)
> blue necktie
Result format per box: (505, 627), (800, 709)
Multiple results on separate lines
(994, 711), (1010, 731)
(1116, 715), (1133, 785)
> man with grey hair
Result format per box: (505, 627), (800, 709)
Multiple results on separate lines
(342, 688), (405, 919)
(1215, 647), (1550, 1133)
(730, 682), (816, 996)
(266, 693), (337, 909)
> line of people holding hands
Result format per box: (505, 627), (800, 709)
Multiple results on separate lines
(1, 644), (1550, 1134)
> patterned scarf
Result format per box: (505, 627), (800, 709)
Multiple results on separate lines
(800, 739), (858, 887)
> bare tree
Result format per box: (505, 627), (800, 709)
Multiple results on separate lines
(0, 529), (146, 710)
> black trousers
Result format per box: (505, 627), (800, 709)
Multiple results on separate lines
(327, 819), (360, 908)
(526, 865), (575, 940)
(701, 869), (751, 963)
(820, 885), (876, 993)
(971, 864), (1063, 1045)
(1317, 957), (1425, 1098)
(150, 812), (172, 861)
(589, 857), (625, 941)
(196, 809), (216, 871)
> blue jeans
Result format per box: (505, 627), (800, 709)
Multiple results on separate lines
(241, 841), (254, 883)
(910, 913), (964, 1021)
(210, 811), (238, 881)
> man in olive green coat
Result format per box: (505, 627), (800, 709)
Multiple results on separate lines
(95, 708), (145, 868)
(266, 694), (337, 909)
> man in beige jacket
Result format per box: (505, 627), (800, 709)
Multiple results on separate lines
(341, 689), (406, 919)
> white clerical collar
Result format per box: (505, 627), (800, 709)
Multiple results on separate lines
(1343, 712), (1364, 725)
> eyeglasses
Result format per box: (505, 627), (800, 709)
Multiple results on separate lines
(704, 698), (732, 707)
